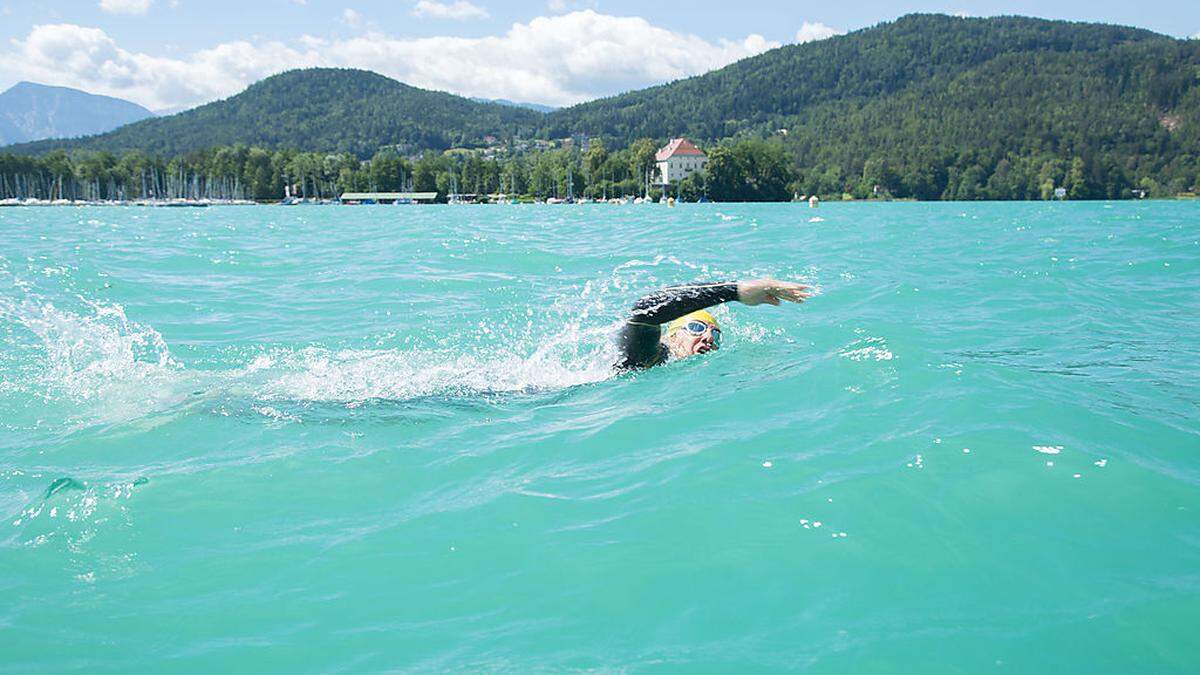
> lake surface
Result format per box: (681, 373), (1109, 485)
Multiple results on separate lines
(1, 201), (1197, 672)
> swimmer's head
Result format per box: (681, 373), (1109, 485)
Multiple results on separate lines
(665, 310), (721, 359)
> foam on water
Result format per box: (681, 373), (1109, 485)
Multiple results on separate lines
(245, 330), (617, 404)
(1, 276), (624, 428)
(838, 335), (895, 361)
(0, 286), (193, 434)
(3, 297), (178, 396)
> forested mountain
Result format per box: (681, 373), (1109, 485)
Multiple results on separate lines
(0, 82), (152, 145)
(3, 14), (1198, 200)
(542, 14), (1171, 139)
(542, 14), (1200, 198)
(7, 69), (542, 157)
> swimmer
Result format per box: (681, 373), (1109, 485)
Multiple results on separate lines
(615, 279), (811, 370)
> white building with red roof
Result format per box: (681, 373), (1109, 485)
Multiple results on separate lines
(655, 138), (707, 185)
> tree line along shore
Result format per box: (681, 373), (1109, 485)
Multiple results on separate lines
(1, 136), (1195, 205)
(0, 140), (791, 204)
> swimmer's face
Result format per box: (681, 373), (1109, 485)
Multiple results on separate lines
(666, 319), (721, 359)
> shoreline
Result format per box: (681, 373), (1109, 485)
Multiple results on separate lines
(1, 197), (1193, 207)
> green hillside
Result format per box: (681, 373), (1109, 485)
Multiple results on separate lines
(781, 37), (1199, 198)
(7, 68), (542, 157)
(541, 14), (1174, 139)
(542, 14), (1200, 198)
(2, 14), (1198, 200)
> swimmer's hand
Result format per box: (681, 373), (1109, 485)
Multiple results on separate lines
(737, 278), (812, 306)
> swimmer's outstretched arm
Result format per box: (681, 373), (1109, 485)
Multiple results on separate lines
(615, 279), (810, 369)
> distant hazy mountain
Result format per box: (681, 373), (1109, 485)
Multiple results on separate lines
(0, 82), (153, 146)
(471, 97), (557, 113)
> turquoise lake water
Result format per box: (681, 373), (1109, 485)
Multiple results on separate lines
(1, 201), (1197, 672)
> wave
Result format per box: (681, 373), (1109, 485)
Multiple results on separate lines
(1, 255), (816, 432)
(0, 291), (619, 433)
(1, 295), (181, 397)
(237, 335), (617, 405)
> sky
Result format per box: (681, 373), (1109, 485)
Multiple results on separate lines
(0, 0), (1196, 113)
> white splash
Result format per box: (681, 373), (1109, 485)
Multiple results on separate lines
(2, 278), (626, 416)
(0, 295), (190, 427)
(251, 328), (616, 404)
(2, 297), (179, 399)
(251, 405), (303, 424)
(2, 256), (820, 425)
(839, 336), (894, 361)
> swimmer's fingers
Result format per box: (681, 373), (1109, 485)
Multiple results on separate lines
(772, 283), (812, 303)
(740, 279), (812, 306)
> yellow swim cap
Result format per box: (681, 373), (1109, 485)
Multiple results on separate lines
(668, 309), (719, 333)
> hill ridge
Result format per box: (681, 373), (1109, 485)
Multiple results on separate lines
(6, 68), (541, 157)
(1, 13), (1197, 199)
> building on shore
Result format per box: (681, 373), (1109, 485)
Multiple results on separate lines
(338, 191), (438, 204)
(655, 138), (707, 185)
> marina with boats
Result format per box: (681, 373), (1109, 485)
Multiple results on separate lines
(0, 138), (731, 207)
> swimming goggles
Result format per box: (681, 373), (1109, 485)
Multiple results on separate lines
(681, 320), (721, 346)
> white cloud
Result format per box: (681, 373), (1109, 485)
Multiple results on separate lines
(547, 0), (597, 12)
(0, 11), (779, 111)
(412, 0), (488, 20)
(0, 24), (319, 111)
(98, 0), (152, 14)
(342, 8), (363, 28)
(794, 21), (842, 44)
